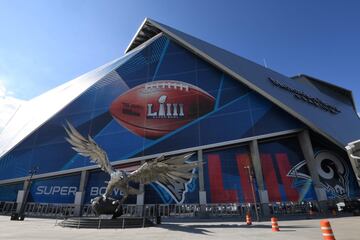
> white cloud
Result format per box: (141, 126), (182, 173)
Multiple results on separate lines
(0, 81), (26, 132)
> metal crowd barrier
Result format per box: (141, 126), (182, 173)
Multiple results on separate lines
(84, 203), (259, 218)
(23, 202), (77, 218)
(0, 200), (339, 219)
(82, 204), (96, 217)
(0, 201), (17, 215)
(268, 201), (319, 216)
(80, 203), (252, 218)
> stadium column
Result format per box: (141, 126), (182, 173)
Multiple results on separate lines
(136, 161), (145, 216)
(298, 130), (328, 208)
(198, 149), (206, 204)
(249, 140), (270, 217)
(197, 149), (208, 216)
(16, 180), (30, 213)
(136, 161), (145, 205)
(74, 170), (88, 216)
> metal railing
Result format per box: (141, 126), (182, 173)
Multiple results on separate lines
(0, 201), (17, 215)
(0, 200), (344, 219)
(23, 202), (76, 218)
(268, 201), (319, 216)
(81, 203), (260, 218)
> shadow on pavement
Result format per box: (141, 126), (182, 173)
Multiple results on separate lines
(156, 223), (214, 235)
(156, 223), (314, 235)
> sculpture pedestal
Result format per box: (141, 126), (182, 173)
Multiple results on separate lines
(58, 216), (154, 229)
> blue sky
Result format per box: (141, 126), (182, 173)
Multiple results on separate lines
(0, 0), (360, 127)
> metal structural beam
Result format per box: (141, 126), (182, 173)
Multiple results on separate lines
(136, 161), (145, 206)
(249, 140), (270, 217)
(15, 180), (28, 213)
(298, 130), (327, 202)
(197, 149), (207, 205)
(74, 170), (88, 216)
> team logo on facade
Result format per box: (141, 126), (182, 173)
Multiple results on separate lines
(110, 80), (215, 139)
(154, 168), (197, 204)
(287, 150), (350, 199)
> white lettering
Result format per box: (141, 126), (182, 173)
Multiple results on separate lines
(166, 104), (172, 117)
(35, 186), (78, 196)
(179, 104), (184, 116)
(113, 188), (123, 196)
(60, 186), (68, 196)
(36, 186), (45, 195)
(172, 103), (178, 116)
(89, 187), (124, 197)
(147, 104), (157, 117)
(53, 186), (61, 194)
(68, 186), (77, 196)
(44, 186), (52, 195)
(146, 95), (185, 119)
(90, 187), (99, 196)
(99, 187), (106, 195)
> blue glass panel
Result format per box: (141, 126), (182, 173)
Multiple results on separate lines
(28, 174), (80, 203)
(0, 183), (23, 201)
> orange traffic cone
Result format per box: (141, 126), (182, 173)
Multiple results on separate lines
(320, 220), (336, 240)
(246, 213), (252, 225)
(271, 217), (280, 232)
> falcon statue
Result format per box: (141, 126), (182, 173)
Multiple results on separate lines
(64, 122), (200, 216)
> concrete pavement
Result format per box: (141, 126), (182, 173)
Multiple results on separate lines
(0, 215), (359, 240)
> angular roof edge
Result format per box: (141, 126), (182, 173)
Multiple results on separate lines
(292, 74), (352, 94)
(0, 33), (171, 160)
(0, 58), (122, 159)
(0, 32), (167, 160)
(291, 74), (358, 114)
(125, 18), (161, 53)
(125, 18), (360, 148)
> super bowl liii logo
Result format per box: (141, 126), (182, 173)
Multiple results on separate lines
(145, 81), (188, 119)
(147, 95), (185, 119)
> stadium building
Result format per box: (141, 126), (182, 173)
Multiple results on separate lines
(1, 18), (360, 217)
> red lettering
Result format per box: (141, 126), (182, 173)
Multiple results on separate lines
(275, 153), (299, 201)
(236, 154), (255, 203)
(207, 154), (238, 203)
(260, 154), (282, 202)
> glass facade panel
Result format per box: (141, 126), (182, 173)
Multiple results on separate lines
(258, 137), (317, 202)
(28, 174), (81, 203)
(311, 134), (360, 199)
(0, 35), (303, 180)
(0, 182), (23, 201)
(203, 145), (257, 203)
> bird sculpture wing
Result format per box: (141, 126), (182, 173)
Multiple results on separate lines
(128, 153), (200, 202)
(64, 122), (114, 175)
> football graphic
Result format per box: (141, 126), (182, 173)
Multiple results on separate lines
(110, 80), (215, 139)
